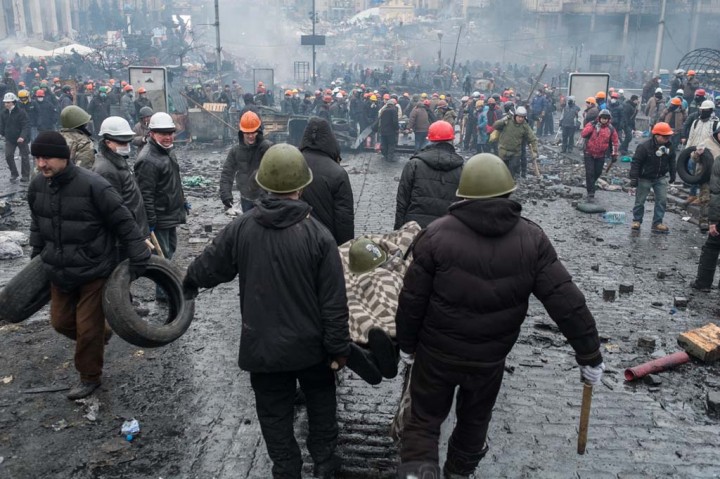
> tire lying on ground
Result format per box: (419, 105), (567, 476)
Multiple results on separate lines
(103, 256), (195, 348)
(676, 146), (714, 185)
(0, 255), (51, 323)
(332, 119), (350, 132)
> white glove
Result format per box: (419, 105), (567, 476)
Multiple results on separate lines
(399, 350), (414, 366)
(580, 362), (605, 386)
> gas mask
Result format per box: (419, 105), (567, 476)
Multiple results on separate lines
(654, 93), (662, 99)
(700, 109), (712, 120)
(656, 146), (669, 157)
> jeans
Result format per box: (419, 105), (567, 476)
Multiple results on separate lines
(414, 131), (428, 153)
(688, 158), (698, 196)
(400, 345), (504, 466)
(50, 278), (111, 383)
(695, 233), (720, 288)
(633, 177), (668, 226)
(5, 141), (30, 178)
(250, 362), (338, 478)
(584, 155), (605, 194)
(153, 227), (177, 299)
(561, 126), (576, 152)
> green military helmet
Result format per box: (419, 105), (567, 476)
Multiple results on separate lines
(255, 144), (313, 194)
(456, 153), (516, 199)
(60, 105), (92, 129)
(348, 237), (388, 274)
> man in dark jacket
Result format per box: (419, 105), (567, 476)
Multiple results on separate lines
(93, 116), (149, 240)
(629, 122), (676, 233)
(395, 120), (463, 229)
(183, 144), (351, 478)
(219, 111), (273, 212)
(378, 98), (399, 161)
(299, 117), (354, 245)
(88, 87), (112, 135)
(0, 92), (31, 181)
(559, 96), (580, 153)
(134, 112), (187, 301)
(395, 153), (604, 479)
(28, 131), (150, 400)
(619, 95), (639, 155)
(34, 89), (58, 133)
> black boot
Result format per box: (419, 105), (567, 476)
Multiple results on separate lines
(314, 454), (341, 478)
(347, 343), (383, 385)
(442, 437), (489, 478)
(368, 327), (398, 379)
(397, 461), (441, 479)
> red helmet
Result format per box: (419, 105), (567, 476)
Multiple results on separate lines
(382, 93), (390, 100)
(427, 120), (454, 142)
(696, 89), (706, 96)
(323, 95), (333, 103)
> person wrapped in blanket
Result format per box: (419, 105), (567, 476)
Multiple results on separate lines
(339, 221), (422, 384)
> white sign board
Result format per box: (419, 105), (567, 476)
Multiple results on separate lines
(128, 66), (168, 114)
(568, 73), (610, 114)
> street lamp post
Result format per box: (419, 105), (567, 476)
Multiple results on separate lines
(437, 31), (443, 68)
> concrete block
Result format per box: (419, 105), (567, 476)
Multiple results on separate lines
(619, 284), (634, 294)
(673, 297), (689, 308)
(637, 337), (656, 350)
(656, 269), (667, 279)
(643, 374), (662, 386)
(707, 390), (720, 417)
(603, 287), (616, 302)
(591, 263), (600, 272)
(677, 323), (720, 362)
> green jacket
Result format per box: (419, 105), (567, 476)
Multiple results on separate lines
(493, 117), (537, 157)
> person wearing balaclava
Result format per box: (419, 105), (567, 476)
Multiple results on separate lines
(644, 87), (664, 127)
(681, 100), (720, 229)
(299, 116), (354, 245)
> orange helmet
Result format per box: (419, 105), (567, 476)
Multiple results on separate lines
(137, 87), (146, 94)
(687, 70), (696, 76)
(123, 85), (133, 92)
(651, 122), (673, 136)
(382, 93), (390, 100)
(323, 95), (333, 103)
(121, 81), (127, 86)
(427, 121), (454, 142)
(586, 97), (597, 105)
(86, 84), (94, 91)
(35, 89), (45, 97)
(53, 77), (60, 83)
(239, 111), (261, 132)
(670, 97), (682, 106)
(595, 91), (606, 99)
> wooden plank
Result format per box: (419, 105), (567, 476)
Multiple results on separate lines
(677, 323), (720, 362)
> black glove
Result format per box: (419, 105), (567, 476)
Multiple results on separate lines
(630, 178), (638, 188)
(222, 199), (233, 209)
(129, 261), (147, 281)
(182, 276), (199, 301)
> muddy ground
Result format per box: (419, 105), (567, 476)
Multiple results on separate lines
(1, 134), (720, 478)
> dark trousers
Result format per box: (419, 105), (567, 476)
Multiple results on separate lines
(400, 346), (504, 467)
(250, 362), (338, 479)
(620, 125), (633, 153)
(561, 126), (576, 152)
(463, 123), (477, 149)
(695, 233), (720, 288)
(5, 141), (30, 178)
(153, 227), (177, 299)
(503, 154), (521, 179)
(542, 112), (554, 135)
(50, 278), (111, 383)
(380, 133), (398, 161)
(584, 155), (605, 194)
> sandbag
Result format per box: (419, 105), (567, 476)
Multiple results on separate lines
(576, 202), (607, 214)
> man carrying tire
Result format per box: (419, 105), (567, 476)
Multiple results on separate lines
(183, 144), (351, 478)
(134, 112), (188, 302)
(27, 131), (151, 400)
(629, 122), (676, 233)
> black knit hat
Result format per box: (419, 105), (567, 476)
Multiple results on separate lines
(31, 131), (71, 159)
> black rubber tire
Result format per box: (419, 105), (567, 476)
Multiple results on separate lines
(676, 146), (714, 185)
(103, 256), (195, 348)
(332, 119), (350, 132)
(0, 255), (51, 323)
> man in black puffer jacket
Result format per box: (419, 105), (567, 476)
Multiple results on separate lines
(93, 116), (149, 243)
(395, 120), (463, 229)
(219, 110), (272, 212)
(395, 154), (603, 479)
(184, 144), (350, 478)
(28, 131), (150, 401)
(299, 117), (354, 245)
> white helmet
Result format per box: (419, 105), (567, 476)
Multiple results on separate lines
(676, 89), (684, 95)
(674, 69), (685, 75)
(655, 87), (663, 94)
(700, 100), (715, 110)
(3, 92), (17, 102)
(99, 116), (135, 141)
(515, 106), (527, 116)
(472, 91), (480, 98)
(335, 92), (343, 99)
(618, 89), (624, 94)
(148, 112), (176, 131)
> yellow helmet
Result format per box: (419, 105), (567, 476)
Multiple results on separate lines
(439, 94), (446, 100)
(370, 94), (377, 101)
(420, 92), (428, 98)
(17, 89), (29, 99)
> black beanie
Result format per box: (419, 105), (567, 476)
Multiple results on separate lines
(31, 131), (71, 159)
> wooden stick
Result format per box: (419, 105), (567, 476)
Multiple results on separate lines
(150, 232), (165, 259)
(577, 383), (593, 454)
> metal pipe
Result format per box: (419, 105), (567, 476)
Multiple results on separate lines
(624, 351), (690, 381)
(214, 0), (222, 83)
(652, 0), (667, 76)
